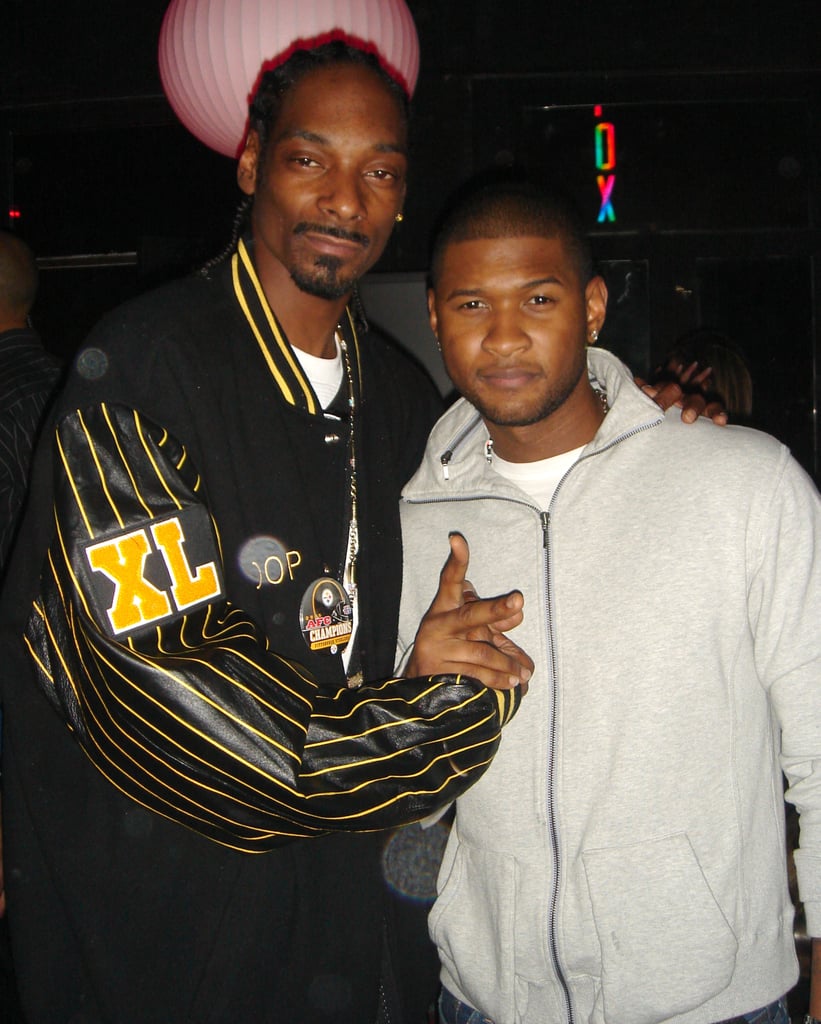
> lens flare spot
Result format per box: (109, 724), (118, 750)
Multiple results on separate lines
(382, 821), (450, 902)
(237, 535), (291, 586)
(76, 347), (109, 381)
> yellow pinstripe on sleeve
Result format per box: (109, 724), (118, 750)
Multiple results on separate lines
(25, 403), (519, 852)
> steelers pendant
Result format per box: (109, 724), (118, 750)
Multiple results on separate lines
(299, 577), (353, 654)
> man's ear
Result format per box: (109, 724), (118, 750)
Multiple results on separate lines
(237, 131), (261, 196)
(427, 288), (439, 340)
(585, 275), (608, 344)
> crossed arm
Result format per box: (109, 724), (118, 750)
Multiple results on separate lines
(23, 403), (530, 852)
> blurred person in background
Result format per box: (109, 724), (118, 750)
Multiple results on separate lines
(0, 231), (60, 578)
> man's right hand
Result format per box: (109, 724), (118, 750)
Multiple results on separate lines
(405, 533), (533, 693)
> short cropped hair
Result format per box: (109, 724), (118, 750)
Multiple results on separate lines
(429, 180), (593, 288)
(0, 231), (37, 317)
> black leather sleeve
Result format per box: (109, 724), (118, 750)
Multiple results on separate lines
(25, 403), (519, 851)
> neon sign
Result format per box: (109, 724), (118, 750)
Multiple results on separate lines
(594, 105), (616, 223)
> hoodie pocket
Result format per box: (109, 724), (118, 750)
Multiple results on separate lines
(583, 832), (738, 1024)
(430, 841), (519, 1022)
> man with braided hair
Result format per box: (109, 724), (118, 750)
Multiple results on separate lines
(0, 42), (532, 1024)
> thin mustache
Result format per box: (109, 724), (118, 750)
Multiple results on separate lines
(480, 363), (537, 374)
(294, 222), (370, 248)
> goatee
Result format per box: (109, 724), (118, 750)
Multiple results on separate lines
(291, 255), (357, 300)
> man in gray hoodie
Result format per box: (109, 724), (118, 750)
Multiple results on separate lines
(396, 181), (820, 1024)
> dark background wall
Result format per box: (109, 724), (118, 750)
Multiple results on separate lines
(1, 0), (819, 476)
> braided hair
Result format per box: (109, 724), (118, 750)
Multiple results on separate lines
(202, 39), (409, 278)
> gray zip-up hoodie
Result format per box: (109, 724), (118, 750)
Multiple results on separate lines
(397, 348), (820, 1024)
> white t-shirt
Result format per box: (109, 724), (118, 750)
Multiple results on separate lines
(491, 445), (585, 508)
(292, 340), (359, 673)
(291, 338), (344, 409)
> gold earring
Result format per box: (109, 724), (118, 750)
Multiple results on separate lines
(395, 212), (404, 223)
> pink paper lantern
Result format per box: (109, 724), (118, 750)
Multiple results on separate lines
(158, 0), (420, 158)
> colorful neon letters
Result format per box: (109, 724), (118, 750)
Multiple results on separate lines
(594, 105), (617, 223)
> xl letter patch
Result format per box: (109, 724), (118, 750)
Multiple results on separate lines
(80, 506), (224, 638)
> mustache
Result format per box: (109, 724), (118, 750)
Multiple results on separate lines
(293, 222), (370, 249)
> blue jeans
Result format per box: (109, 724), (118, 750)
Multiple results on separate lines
(720, 997), (790, 1024)
(437, 987), (789, 1024)
(438, 987), (494, 1024)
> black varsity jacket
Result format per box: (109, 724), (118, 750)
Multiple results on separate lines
(0, 242), (517, 1024)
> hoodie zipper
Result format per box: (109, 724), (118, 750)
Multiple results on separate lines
(539, 419), (660, 1024)
(540, 505), (575, 1024)
(409, 412), (661, 1024)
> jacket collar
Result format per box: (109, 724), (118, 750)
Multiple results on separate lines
(407, 349), (664, 495)
(230, 237), (362, 417)
(584, 348), (665, 447)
